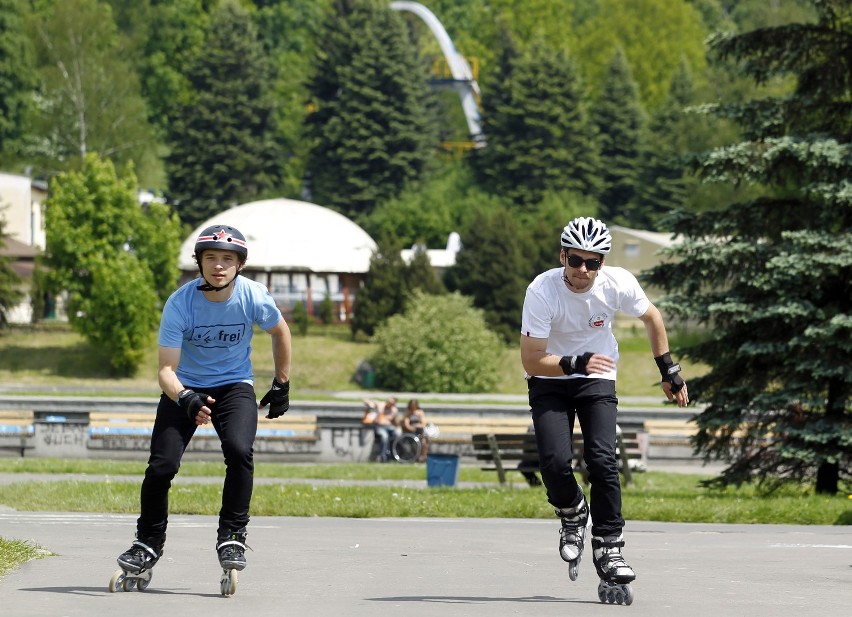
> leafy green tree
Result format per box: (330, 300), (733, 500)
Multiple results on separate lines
(443, 207), (529, 343)
(473, 39), (601, 207)
(305, 0), (438, 219)
(165, 0), (283, 227)
(644, 0), (851, 495)
(255, 0), (332, 197)
(0, 0), (36, 164)
(593, 47), (648, 226)
(0, 218), (23, 325)
(25, 0), (159, 183)
(76, 252), (159, 375)
(574, 0), (709, 109)
(108, 0), (207, 142)
(350, 233), (407, 338)
(370, 291), (503, 393)
(362, 162), (501, 248)
(42, 153), (182, 375)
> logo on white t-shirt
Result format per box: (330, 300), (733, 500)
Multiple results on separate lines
(589, 313), (608, 328)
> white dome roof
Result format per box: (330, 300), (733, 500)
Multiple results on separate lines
(178, 198), (377, 273)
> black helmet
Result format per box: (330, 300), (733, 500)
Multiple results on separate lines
(194, 225), (248, 262)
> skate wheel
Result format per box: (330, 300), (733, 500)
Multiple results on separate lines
(122, 577), (135, 592)
(137, 570), (153, 591)
(108, 569), (126, 593)
(623, 585), (634, 606)
(568, 561), (579, 581)
(220, 569), (238, 596)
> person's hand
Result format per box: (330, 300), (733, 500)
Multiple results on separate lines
(259, 378), (290, 419)
(655, 353), (688, 407)
(662, 380), (689, 407)
(177, 389), (215, 426)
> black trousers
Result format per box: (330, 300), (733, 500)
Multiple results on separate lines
(137, 382), (258, 541)
(528, 377), (624, 537)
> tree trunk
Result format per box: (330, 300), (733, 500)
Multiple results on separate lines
(815, 460), (838, 495)
(814, 380), (847, 495)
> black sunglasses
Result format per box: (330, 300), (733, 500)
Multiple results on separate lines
(565, 254), (603, 271)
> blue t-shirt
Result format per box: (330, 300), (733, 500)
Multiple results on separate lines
(158, 276), (282, 388)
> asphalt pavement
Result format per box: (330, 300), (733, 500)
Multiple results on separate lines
(0, 506), (850, 617)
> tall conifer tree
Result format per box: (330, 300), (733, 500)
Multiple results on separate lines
(305, 0), (437, 220)
(592, 47), (647, 226)
(473, 40), (601, 207)
(165, 0), (283, 227)
(644, 0), (851, 494)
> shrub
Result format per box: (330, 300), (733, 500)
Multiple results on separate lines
(370, 291), (503, 393)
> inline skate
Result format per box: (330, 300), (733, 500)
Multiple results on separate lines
(555, 492), (589, 581)
(109, 535), (164, 592)
(592, 533), (635, 605)
(216, 527), (248, 596)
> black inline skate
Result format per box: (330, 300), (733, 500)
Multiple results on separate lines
(109, 535), (164, 592)
(592, 533), (635, 605)
(555, 492), (589, 581)
(216, 527), (248, 596)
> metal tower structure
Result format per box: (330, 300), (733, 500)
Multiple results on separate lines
(389, 1), (485, 146)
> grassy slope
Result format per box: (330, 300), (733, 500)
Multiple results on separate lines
(0, 323), (704, 398)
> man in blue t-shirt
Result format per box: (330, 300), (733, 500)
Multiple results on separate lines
(114, 224), (292, 588)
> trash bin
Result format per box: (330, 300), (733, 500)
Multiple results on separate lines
(426, 453), (460, 487)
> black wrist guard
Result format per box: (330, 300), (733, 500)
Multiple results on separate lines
(654, 352), (685, 393)
(559, 352), (594, 375)
(177, 389), (207, 421)
(260, 378), (290, 419)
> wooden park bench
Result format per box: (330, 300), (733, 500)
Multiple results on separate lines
(472, 424), (645, 487)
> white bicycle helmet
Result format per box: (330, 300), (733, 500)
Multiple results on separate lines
(560, 217), (612, 254)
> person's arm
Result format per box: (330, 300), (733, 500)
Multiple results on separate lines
(520, 335), (615, 377)
(267, 319), (292, 383)
(638, 303), (689, 407)
(158, 346), (214, 425)
(259, 319), (293, 418)
(158, 346), (185, 402)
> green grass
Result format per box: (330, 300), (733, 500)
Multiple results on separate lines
(0, 538), (50, 579)
(0, 459), (847, 525)
(0, 323), (705, 398)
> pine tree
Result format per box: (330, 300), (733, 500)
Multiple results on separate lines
(443, 207), (528, 343)
(305, 0), (437, 219)
(592, 47), (648, 226)
(404, 246), (446, 297)
(473, 39), (601, 207)
(640, 57), (696, 228)
(644, 0), (851, 494)
(350, 233), (408, 338)
(165, 0), (283, 227)
(0, 0), (36, 163)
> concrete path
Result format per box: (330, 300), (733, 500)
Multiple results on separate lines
(1, 510), (849, 617)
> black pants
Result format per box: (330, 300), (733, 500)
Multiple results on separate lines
(137, 382), (258, 541)
(528, 377), (624, 537)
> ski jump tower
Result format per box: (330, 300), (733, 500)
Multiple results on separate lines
(389, 1), (485, 147)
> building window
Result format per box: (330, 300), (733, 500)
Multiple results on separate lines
(624, 242), (640, 257)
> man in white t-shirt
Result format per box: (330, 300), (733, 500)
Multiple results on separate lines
(520, 216), (688, 603)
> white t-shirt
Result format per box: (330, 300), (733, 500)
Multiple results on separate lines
(521, 266), (650, 381)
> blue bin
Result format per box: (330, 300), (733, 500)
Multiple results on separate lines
(426, 453), (460, 487)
